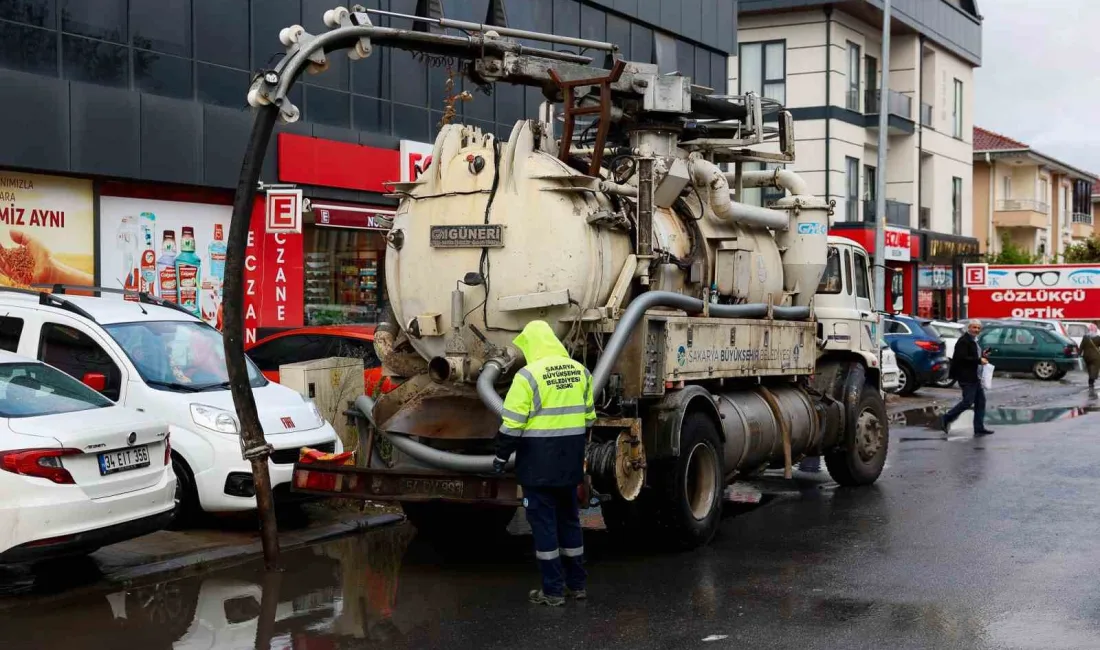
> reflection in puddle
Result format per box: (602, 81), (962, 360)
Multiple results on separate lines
(892, 404), (1100, 430)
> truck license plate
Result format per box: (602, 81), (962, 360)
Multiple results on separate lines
(399, 477), (465, 497)
(99, 446), (150, 475)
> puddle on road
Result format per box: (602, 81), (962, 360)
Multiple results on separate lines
(891, 402), (1100, 432)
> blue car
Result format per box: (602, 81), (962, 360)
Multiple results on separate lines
(882, 314), (949, 395)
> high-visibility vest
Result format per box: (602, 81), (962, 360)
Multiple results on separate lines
(500, 357), (595, 438)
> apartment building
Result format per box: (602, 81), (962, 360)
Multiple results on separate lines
(735, 0), (982, 318)
(973, 127), (1096, 260)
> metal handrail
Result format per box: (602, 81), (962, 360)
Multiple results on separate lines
(1072, 212), (1093, 225)
(864, 89), (912, 119)
(996, 199), (1049, 213)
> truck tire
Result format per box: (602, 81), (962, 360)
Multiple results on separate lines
(651, 412), (725, 549)
(825, 385), (888, 486)
(401, 502), (516, 538)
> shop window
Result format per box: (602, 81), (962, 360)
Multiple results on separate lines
(130, 0), (190, 57)
(1, 0), (55, 27)
(195, 0), (248, 69)
(135, 51), (193, 100)
(62, 35), (129, 88)
(62, 0), (126, 43)
(304, 227), (387, 325)
(38, 323), (122, 401)
(0, 21), (58, 76)
(197, 63), (250, 110)
(0, 317), (23, 353)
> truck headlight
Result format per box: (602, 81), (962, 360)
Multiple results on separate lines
(190, 404), (240, 434)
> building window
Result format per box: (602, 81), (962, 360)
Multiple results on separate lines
(952, 78), (964, 138)
(865, 54), (877, 110)
(952, 176), (963, 235)
(846, 157), (860, 222)
(739, 40), (785, 105)
(1003, 175), (1012, 199)
(846, 42), (861, 111)
(1039, 177), (1048, 213)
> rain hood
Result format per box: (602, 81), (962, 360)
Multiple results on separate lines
(512, 320), (569, 365)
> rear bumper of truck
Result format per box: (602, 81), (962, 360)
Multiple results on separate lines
(291, 463), (523, 506)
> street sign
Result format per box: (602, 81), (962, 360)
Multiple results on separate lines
(265, 188), (302, 233)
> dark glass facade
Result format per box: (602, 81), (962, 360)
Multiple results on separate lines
(0, 0), (734, 184)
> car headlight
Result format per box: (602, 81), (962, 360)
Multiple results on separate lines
(190, 404), (240, 434)
(303, 396), (326, 428)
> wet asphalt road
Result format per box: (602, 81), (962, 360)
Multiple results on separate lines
(4, 380), (1100, 649)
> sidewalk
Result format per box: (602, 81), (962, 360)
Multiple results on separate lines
(0, 502), (404, 609)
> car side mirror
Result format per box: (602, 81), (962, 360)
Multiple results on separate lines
(82, 372), (107, 392)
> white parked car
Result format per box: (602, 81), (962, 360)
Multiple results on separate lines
(929, 321), (964, 387)
(0, 287), (341, 520)
(0, 352), (175, 563)
(881, 343), (901, 393)
(1063, 322), (1095, 347)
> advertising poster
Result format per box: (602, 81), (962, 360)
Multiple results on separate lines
(964, 263), (1100, 319)
(0, 171), (94, 287)
(99, 197), (230, 328)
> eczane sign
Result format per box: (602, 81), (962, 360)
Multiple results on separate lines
(965, 263), (1100, 319)
(883, 226), (911, 262)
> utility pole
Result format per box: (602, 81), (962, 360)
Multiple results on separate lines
(872, 0), (892, 317)
(223, 104), (282, 570)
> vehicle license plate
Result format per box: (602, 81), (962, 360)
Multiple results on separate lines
(399, 477), (465, 497)
(98, 446), (150, 475)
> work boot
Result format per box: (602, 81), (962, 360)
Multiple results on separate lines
(528, 589), (565, 607)
(565, 587), (587, 600)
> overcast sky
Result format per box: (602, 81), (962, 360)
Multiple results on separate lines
(975, 0), (1100, 173)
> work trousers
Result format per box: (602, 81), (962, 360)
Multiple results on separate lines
(523, 486), (586, 597)
(944, 380), (986, 432)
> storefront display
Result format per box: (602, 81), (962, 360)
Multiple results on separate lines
(0, 170), (95, 288)
(303, 202), (392, 325)
(100, 197), (231, 327)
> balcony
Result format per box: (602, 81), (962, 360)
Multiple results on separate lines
(920, 102), (933, 127)
(1072, 212), (1094, 239)
(994, 199), (1049, 229)
(865, 89), (913, 120)
(862, 199), (912, 227)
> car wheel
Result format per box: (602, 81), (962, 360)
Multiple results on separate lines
(170, 455), (200, 529)
(1033, 360), (1059, 380)
(897, 361), (919, 396)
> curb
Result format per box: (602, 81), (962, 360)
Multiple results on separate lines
(0, 512), (405, 612)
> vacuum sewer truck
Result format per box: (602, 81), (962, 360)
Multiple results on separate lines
(250, 6), (889, 548)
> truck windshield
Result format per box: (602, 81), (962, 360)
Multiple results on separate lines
(104, 321), (267, 392)
(0, 362), (113, 418)
(817, 247), (842, 294)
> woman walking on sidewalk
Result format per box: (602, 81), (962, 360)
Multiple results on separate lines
(940, 319), (994, 436)
(1081, 324), (1100, 397)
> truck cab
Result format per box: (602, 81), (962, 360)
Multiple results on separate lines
(814, 236), (883, 383)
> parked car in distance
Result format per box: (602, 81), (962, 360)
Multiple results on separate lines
(245, 325), (396, 396)
(0, 286), (342, 520)
(928, 321), (965, 387)
(979, 323), (1081, 380)
(880, 343), (901, 393)
(0, 352), (175, 563)
(1063, 321), (1095, 347)
(1004, 317), (1070, 339)
(882, 314), (949, 395)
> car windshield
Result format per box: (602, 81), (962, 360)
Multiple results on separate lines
(932, 324), (962, 339)
(104, 321), (267, 392)
(0, 362), (113, 418)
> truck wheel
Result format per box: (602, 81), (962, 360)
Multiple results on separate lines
(825, 385), (888, 486)
(401, 502), (516, 538)
(652, 412), (725, 549)
(897, 361), (919, 396)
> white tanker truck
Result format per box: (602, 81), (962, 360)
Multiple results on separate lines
(262, 7), (888, 548)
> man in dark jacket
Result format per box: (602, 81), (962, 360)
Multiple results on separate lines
(493, 321), (595, 607)
(941, 319), (994, 436)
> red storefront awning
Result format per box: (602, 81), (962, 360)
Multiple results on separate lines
(309, 201), (393, 230)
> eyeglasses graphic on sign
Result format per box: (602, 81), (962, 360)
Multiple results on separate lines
(1015, 270), (1059, 287)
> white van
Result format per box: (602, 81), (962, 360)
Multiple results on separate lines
(0, 288), (341, 518)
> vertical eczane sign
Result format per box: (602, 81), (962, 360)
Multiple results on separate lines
(245, 200), (303, 344)
(265, 188), (302, 233)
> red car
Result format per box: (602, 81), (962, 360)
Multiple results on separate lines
(245, 325), (396, 396)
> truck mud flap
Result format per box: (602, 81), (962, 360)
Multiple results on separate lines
(292, 464), (523, 506)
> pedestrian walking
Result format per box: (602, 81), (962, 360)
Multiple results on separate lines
(940, 319), (994, 436)
(1081, 324), (1100, 397)
(493, 320), (595, 607)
